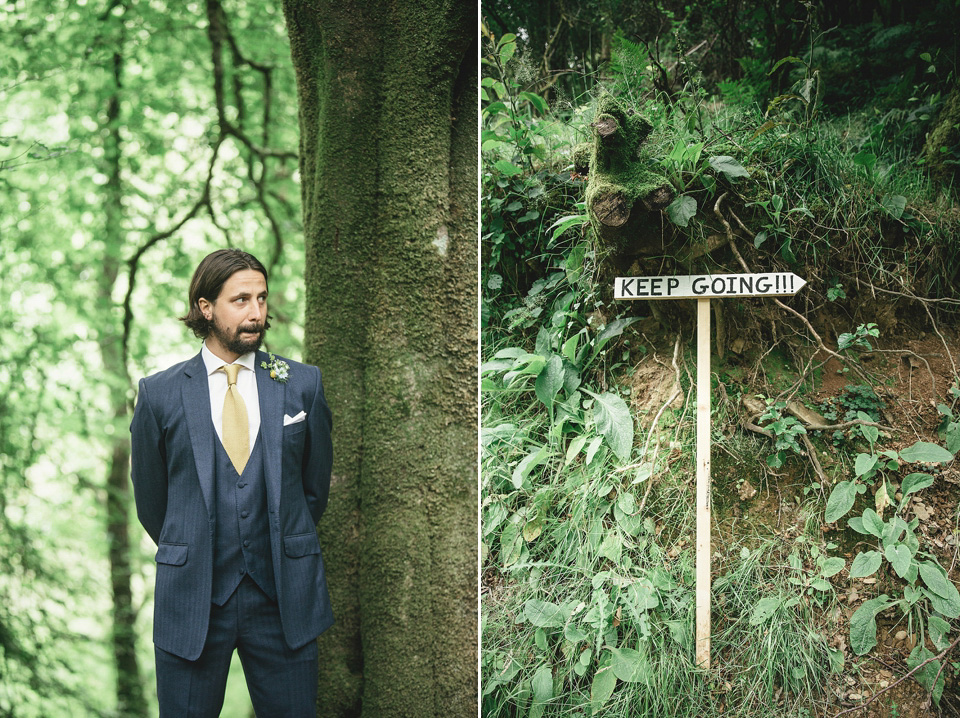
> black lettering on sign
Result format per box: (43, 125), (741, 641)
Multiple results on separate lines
(711, 277), (725, 295)
(667, 278), (680, 295)
(620, 278), (635, 297)
(775, 274), (781, 292)
(650, 277), (663, 296)
(692, 277), (707, 295)
(756, 276), (771, 293)
(636, 277), (650, 296)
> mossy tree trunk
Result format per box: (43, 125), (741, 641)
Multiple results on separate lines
(282, 3), (477, 717)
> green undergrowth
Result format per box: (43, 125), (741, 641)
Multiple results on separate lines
(482, 28), (960, 716)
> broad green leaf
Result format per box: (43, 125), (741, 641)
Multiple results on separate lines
(925, 587), (960, 619)
(861, 509), (885, 537)
(899, 441), (953, 464)
(500, 522), (523, 566)
(593, 317), (641, 355)
(853, 150), (877, 170)
(590, 664), (616, 714)
(625, 579), (659, 613)
(519, 91), (548, 114)
(900, 473), (933, 501)
(512, 445), (551, 489)
(855, 452), (877, 477)
(928, 615), (951, 651)
(494, 159), (523, 177)
(849, 551), (882, 578)
(825, 481), (857, 523)
(585, 436), (604, 466)
(947, 422), (960, 454)
(820, 557), (845, 578)
(534, 354), (564, 409)
(564, 624), (588, 643)
(708, 155), (750, 180)
(609, 647), (651, 683)
(597, 532), (622, 563)
(850, 595), (891, 655)
(583, 390), (634, 462)
(666, 195), (697, 227)
(881, 194), (907, 220)
(497, 33), (517, 47)
(749, 596), (783, 626)
(549, 214), (589, 242)
(524, 599), (566, 628)
(531, 663), (554, 712)
(499, 41), (516, 65)
(848, 516), (869, 534)
(565, 435), (587, 465)
(918, 561), (960, 608)
(884, 543), (912, 578)
(907, 646), (944, 705)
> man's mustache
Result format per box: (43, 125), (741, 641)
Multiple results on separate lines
(237, 324), (265, 335)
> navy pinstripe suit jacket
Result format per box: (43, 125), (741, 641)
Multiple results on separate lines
(130, 350), (334, 661)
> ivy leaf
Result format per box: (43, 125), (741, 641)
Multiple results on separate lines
(849, 551), (882, 579)
(666, 195), (697, 227)
(850, 595), (891, 655)
(708, 155), (750, 181)
(898, 441), (953, 464)
(825, 481), (857, 523)
(583, 390), (634, 462)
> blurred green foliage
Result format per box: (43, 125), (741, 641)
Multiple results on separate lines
(1, 1), (303, 714)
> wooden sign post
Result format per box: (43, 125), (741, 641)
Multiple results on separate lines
(615, 272), (807, 669)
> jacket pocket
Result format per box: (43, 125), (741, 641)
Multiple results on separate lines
(284, 532), (321, 558)
(155, 542), (188, 566)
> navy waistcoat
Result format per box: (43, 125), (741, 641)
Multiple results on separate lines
(211, 433), (277, 605)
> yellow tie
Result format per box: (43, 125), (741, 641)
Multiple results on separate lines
(220, 364), (249, 474)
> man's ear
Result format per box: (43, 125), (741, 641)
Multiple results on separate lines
(198, 297), (213, 320)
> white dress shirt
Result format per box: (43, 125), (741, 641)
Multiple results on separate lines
(201, 343), (261, 450)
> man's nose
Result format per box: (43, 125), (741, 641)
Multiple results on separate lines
(247, 302), (264, 322)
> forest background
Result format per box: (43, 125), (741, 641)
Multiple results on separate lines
(481, 0), (960, 716)
(1, 1), (476, 717)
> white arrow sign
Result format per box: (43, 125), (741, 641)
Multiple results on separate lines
(615, 272), (806, 300)
(614, 269), (808, 671)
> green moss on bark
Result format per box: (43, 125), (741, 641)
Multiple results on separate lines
(283, 1), (477, 716)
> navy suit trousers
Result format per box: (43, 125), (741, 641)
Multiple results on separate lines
(155, 576), (318, 717)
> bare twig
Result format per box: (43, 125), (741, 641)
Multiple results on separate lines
(833, 633), (960, 717)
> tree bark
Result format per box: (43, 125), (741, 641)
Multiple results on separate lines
(282, 2), (477, 717)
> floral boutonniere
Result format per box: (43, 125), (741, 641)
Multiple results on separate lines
(260, 353), (289, 383)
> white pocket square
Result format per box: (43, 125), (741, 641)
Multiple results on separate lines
(283, 411), (307, 426)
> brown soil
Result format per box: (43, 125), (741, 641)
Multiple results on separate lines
(722, 328), (960, 717)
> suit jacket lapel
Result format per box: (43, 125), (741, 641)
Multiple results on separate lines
(182, 352), (216, 521)
(256, 351), (284, 519)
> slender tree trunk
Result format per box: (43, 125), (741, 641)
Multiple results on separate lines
(100, 44), (147, 718)
(282, 2), (477, 716)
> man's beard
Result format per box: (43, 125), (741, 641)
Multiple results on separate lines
(209, 315), (266, 355)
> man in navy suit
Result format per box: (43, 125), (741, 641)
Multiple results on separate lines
(130, 249), (333, 717)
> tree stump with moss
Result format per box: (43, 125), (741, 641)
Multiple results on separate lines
(584, 93), (675, 257)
